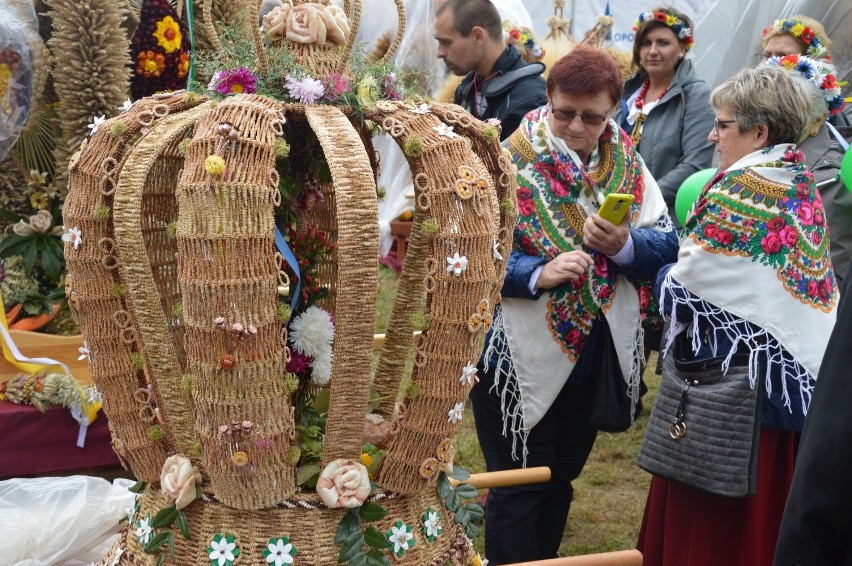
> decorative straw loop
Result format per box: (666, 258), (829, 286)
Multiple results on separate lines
(101, 156), (117, 175)
(423, 273), (436, 293)
(133, 388), (152, 404)
(152, 104), (170, 118)
(375, 100), (399, 113)
(417, 193), (432, 211)
(423, 257), (438, 276)
(378, 0), (406, 64)
(498, 171), (511, 188)
(251, 0), (270, 75)
(413, 172), (430, 192)
(442, 110), (460, 124)
(456, 113), (473, 128)
(102, 255), (120, 270)
(112, 310), (134, 329)
(270, 169), (280, 191)
(97, 237), (116, 254)
(413, 347), (428, 368)
(137, 109), (157, 127)
(121, 327), (137, 344)
(139, 405), (157, 423)
(100, 176), (116, 197)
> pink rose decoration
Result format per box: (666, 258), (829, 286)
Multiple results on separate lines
(797, 202), (814, 226)
(280, 3), (350, 46)
(262, 4), (291, 43)
(779, 225), (798, 247)
(761, 232), (782, 254)
(593, 254), (608, 277)
(807, 280), (819, 298)
(160, 454), (202, 510)
(703, 223), (719, 239)
(316, 458), (371, 509)
(716, 230), (734, 246)
(766, 216), (786, 232)
(597, 285), (612, 300)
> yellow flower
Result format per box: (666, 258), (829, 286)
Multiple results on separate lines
(177, 52), (189, 79)
(791, 23), (805, 37)
(29, 192), (49, 210)
(153, 15), (182, 53)
(356, 75), (380, 107)
(137, 50), (165, 78)
(204, 155), (226, 175)
(666, 14), (677, 26)
(360, 452), (373, 467)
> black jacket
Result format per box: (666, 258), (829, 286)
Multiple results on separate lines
(454, 45), (547, 141)
(774, 262), (852, 565)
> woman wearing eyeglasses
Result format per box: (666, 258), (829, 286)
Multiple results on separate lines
(615, 7), (715, 227)
(468, 45), (677, 564)
(637, 65), (838, 566)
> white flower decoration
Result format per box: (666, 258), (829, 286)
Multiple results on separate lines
(265, 538), (295, 565)
(288, 306), (335, 385)
(110, 547), (125, 566)
(389, 523), (414, 554)
(460, 362), (479, 386)
(135, 515), (152, 545)
(448, 401), (464, 424)
(62, 226), (82, 250)
(446, 252), (468, 276)
(28, 169), (48, 187)
(78, 341), (90, 361)
(88, 115), (106, 136)
(433, 123), (459, 138)
(492, 238), (504, 261)
(409, 103), (431, 114)
(424, 510), (441, 538)
(118, 99), (133, 113)
(485, 118), (501, 128)
(209, 535), (238, 565)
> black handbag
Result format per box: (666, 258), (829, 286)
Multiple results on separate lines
(636, 335), (762, 497)
(585, 315), (640, 433)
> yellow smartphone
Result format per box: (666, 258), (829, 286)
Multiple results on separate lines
(597, 193), (635, 225)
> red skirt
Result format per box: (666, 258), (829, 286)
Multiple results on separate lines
(637, 428), (798, 566)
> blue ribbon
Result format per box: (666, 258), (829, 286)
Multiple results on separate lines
(274, 225), (302, 313)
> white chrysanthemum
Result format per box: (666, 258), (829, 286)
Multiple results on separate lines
(311, 351), (334, 386)
(289, 306), (334, 358)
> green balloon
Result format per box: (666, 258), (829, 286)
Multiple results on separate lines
(675, 168), (716, 226)
(841, 145), (852, 194)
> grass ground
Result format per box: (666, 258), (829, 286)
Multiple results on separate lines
(375, 265), (660, 557)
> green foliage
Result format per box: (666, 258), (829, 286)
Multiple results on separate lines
(436, 467), (485, 541)
(0, 230), (65, 284)
(336, 505), (392, 566)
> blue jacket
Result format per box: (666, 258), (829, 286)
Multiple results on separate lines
(655, 263), (806, 431)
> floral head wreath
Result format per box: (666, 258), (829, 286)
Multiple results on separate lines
(762, 19), (830, 61)
(502, 21), (545, 61)
(762, 54), (846, 116)
(633, 10), (694, 51)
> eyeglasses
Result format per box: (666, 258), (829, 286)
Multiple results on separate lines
(714, 118), (736, 136)
(549, 105), (613, 126)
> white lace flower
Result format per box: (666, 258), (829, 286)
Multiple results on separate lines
(111, 547), (125, 566)
(62, 226), (82, 249)
(485, 118), (501, 128)
(118, 99), (133, 113)
(433, 123), (459, 138)
(135, 515), (152, 545)
(209, 536), (238, 565)
(447, 401), (464, 424)
(28, 169), (48, 188)
(492, 238), (504, 261)
(388, 523), (414, 554)
(424, 510), (441, 538)
(459, 362), (479, 386)
(409, 103), (431, 114)
(88, 115), (106, 136)
(265, 538), (295, 565)
(446, 252), (468, 276)
(78, 341), (90, 361)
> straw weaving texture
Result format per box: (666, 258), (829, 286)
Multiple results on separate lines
(113, 104), (212, 460)
(176, 94), (296, 509)
(303, 104), (379, 466)
(363, 102), (505, 495)
(44, 0), (131, 198)
(63, 92), (205, 481)
(102, 486), (473, 565)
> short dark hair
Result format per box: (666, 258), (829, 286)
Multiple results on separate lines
(632, 7), (694, 70)
(435, 0), (502, 40)
(547, 46), (623, 105)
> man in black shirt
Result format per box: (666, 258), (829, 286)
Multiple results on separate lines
(434, 0), (546, 140)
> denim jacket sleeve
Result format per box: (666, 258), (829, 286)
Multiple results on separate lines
(501, 250), (547, 299)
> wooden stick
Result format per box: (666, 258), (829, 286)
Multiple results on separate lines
(449, 466), (551, 489)
(508, 549), (643, 566)
(372, 331), (421, 350)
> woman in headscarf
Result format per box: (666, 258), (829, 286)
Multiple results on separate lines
(637, 65), (838, 566)
(471, 45), (677, 564)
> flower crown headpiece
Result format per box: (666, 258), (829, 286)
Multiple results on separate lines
(503, 21), (545, 61)
(633, 11), (694, 51)
(762, 54), (846, 116)
(762, 19), (830, 61)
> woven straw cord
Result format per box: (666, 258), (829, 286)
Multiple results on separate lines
(303, 104), (379, 466)
(176, 95), (296, 509)
(113, 104), (212, 460)
(360, 103), (502, 494)
(377, 0), (406, 63)
(64, 93), (203, 480)
(105, 486), (471, 565)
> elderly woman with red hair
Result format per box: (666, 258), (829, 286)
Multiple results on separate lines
(470, 45), (678, 564)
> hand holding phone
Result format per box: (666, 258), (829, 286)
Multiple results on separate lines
(597, 193), (635, 225)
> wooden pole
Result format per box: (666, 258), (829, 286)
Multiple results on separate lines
(507, 549), (643, 566)
(449, 466), (551, 489)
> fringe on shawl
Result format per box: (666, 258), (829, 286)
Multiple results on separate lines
(660, 271), (816, 416)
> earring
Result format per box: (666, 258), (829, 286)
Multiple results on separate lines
(678, 54), (684, 60)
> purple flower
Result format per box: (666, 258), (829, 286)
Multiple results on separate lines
(212, 67), (257, 95)
(322, 73), (352, 101)
(381, 74), (403, 101)
(286, 75), (325, 104)
(286, 351), (312, 374)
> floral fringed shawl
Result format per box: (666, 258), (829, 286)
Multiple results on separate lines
(663, 145), (838, 416)
(485, 106), (672, 461)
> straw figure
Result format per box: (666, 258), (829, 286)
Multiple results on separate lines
(63, 1), (514, 564)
